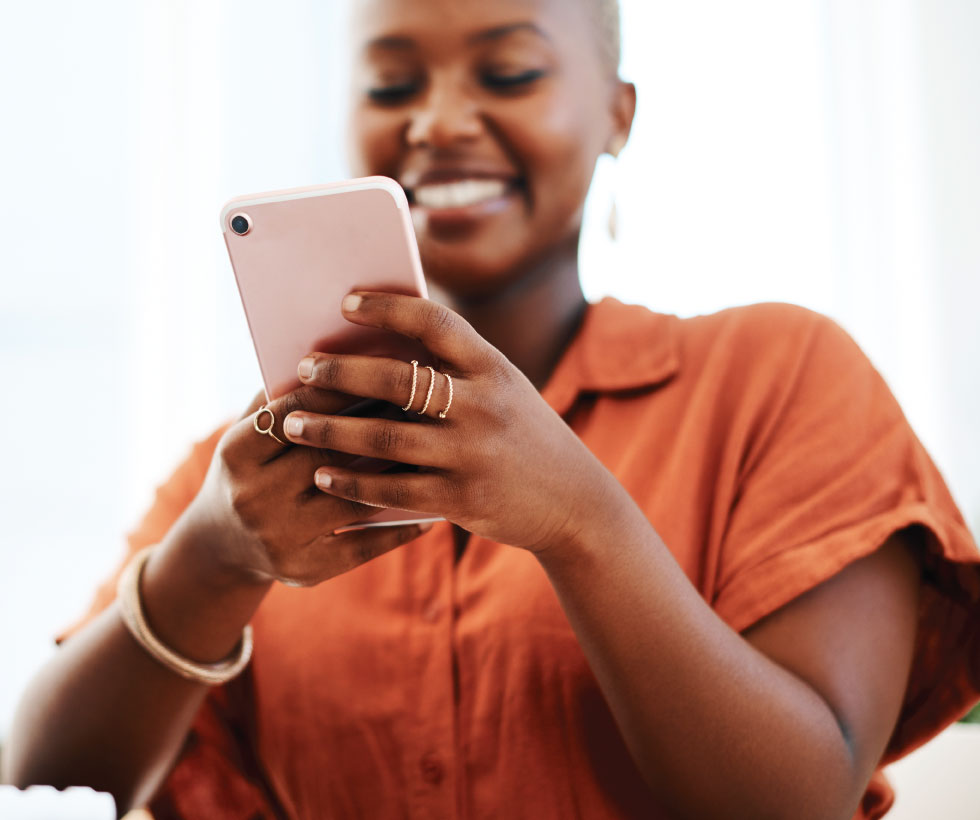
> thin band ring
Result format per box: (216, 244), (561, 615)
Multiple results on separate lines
(402, 360), (419, 412)
(438, 373), (454, 419)
(254, 406), (287, 445)
(418, 366), (437, 415)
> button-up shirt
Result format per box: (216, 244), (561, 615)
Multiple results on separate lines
(67, 298), (980, 819)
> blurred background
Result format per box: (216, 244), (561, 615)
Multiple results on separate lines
(1, 0), (977, 814)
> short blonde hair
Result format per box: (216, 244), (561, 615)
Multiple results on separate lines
(592, 0), (622, 75)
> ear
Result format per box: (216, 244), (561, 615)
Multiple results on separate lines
(606, 80), (637, 157)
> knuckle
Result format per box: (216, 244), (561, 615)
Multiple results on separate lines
(342, 497), (371, 519)
(277, 393), (299, 417)
(379, 481), (409, 510)
(229, 483), (260, 522)
(425, 304), (457, 338)
(340, 474), (362, 502)
(371, 423), (400, 455)
(317, 355), (342, 387)
(310, 419), (334, 449)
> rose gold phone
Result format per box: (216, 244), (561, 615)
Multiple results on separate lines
(220, 176), (441, 530)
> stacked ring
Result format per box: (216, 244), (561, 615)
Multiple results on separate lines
(403, 362), (455, 420)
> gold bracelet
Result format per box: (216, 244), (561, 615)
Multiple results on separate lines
(116, 546), (253, 686)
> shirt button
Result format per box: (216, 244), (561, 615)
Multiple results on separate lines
(420, 752), (445, 785)
(421, 601), (442, 622)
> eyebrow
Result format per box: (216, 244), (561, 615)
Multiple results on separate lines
(365, 21), (550, 51)
(469, 22), (551, 45)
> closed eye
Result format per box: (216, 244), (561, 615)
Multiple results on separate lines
(367, 83), (419, 104)
(482, 68), (547, 91)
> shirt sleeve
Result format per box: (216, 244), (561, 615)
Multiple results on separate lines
(711, 304), (980, 762)
(59, 422), (279, 819)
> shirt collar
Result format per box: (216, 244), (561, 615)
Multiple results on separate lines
(541, 297), (682, 416)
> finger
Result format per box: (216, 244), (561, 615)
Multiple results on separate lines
(298, 354), (456, 420)
(226, 385), (368, 465)
(253, 447), (382, 524)
(313, 467), (450, 515)
(282, 413), (448, 467)
(341, 292), (491, 371)
(280, 522), (435, 587)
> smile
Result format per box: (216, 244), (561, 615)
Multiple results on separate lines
(412, 179), (513, 210)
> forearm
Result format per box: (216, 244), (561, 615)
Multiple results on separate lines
(536, 493), (861, 820)
(2, 520), (271, 813)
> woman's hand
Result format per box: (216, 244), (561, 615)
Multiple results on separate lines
(282, 291), (624, 554)
(174, 383), (433, 589)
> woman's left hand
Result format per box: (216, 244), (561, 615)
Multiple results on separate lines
(281, 291), (624, 554)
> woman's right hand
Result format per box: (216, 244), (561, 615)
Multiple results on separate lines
(172, 383), (431, 591)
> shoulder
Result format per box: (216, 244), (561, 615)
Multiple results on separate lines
(675, 301), (876, 398)
(680, 301), (847, 358)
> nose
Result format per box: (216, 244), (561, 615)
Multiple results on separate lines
(405, 77), (483, 148)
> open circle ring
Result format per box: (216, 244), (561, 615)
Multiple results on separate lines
(254, 406), (287, 445)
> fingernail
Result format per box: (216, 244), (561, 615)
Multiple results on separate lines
(315, 471), (332, 489)
(285, 416), (303, 437)
(298, 358), (315, 379)
(419, 522), (435, 534)
(342, 293), (362, 313)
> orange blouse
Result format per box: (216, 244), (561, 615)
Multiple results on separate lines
(68, 298), (980, 819)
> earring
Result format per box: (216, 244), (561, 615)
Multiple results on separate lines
(607, 136), (627, 241)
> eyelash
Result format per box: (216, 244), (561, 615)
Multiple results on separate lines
(366, 69), (546, 104)
(482, 68), (547, 89)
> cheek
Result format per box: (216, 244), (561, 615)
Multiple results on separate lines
(347, 106), (402, 178)
(502, 90), (604, 225)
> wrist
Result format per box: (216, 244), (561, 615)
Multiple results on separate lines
(139, 521), (272, 665)
(532, 472), (644, 570)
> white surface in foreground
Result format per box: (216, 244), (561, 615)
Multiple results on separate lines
(0, 786), (115, 820)
(885, 723), (980, 819)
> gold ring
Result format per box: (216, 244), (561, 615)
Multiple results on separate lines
(418, 366), (437, 415)
(438, 373), (454, 419)
(254, 406), (287, 445)
(402, 360), (419, 412)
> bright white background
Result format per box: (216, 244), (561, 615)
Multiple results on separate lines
(1, 0), (978, 811)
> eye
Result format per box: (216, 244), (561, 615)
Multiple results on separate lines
(366, 82), (419, 105)
(482, 68), (547, 91)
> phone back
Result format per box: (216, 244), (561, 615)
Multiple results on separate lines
(221, 177), (428, 401)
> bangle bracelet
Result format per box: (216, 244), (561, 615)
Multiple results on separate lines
(116, 546), (253, 686)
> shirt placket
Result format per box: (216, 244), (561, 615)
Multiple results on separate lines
(406, 522), (460, 820)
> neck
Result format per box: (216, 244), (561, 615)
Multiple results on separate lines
(435, 237), (587, 390)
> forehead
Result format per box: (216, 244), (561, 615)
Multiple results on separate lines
(350, 0), (591, 52)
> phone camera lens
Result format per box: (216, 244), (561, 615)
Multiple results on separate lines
(230, 214), (251, 236)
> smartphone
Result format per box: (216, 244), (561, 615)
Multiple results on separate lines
(220, 176), (442, 530)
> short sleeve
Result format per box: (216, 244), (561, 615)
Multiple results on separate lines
(712, 305), (980, 761)
(57, 422), (279, 818)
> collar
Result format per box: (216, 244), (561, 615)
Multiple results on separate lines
(541, 297), (682, 417)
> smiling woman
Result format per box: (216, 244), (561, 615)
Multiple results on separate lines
(3, 1), (979, 819)
(348, 0), (635, 308)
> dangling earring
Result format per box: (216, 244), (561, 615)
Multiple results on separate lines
(607, 135), (627, 241)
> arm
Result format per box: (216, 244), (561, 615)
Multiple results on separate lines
(2, 524), (272, 812)
(292, 292), (922, 820)
(535, 496), (920, 820)
(2, 387), (429, 813)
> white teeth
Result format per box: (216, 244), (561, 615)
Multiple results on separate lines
(413, 179), (510, 209)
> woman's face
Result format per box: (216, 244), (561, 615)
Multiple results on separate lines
(347, 0), (634, 299)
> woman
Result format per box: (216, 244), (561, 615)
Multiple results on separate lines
(5, 0), (979, 818)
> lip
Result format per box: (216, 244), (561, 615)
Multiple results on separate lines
(399, 165), (520, 190)
(400, 169), (525, 236)
(407, 180), (523, 236)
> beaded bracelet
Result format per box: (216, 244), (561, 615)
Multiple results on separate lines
(116, 546), (253, 686)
